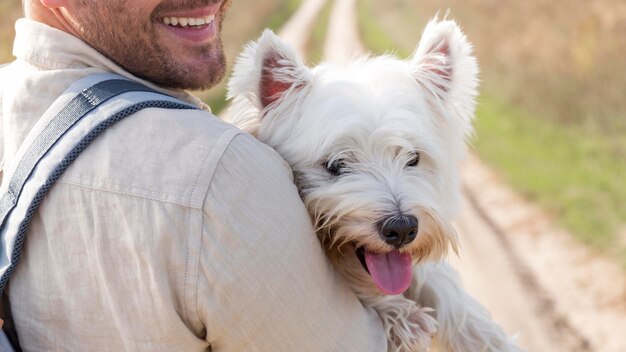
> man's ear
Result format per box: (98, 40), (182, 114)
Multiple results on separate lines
(40, 0), (69, 8)
(228, 29), (309, 111)
(410, 17), (478, 123)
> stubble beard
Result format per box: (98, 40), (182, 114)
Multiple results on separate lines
(74, 1), (228, 91)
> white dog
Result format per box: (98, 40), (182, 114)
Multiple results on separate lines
(227, 18), (522, 352)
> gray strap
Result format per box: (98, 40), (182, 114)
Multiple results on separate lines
(0, 76), (198, 296)
(0, 79), (156, 222)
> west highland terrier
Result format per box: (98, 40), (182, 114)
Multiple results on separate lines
(227, 18), (523, 352)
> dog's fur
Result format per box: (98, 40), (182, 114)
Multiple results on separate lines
(227, 18), (523, 352)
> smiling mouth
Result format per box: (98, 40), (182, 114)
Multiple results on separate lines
(157, 6), (221, 44)
(162, 15), (215, 28)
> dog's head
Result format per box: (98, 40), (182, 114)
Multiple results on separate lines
(228, 18), (478, 295)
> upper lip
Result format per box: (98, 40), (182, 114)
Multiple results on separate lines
(158, 2), (222, 19)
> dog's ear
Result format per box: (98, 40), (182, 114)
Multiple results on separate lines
(228, 29), (309, 112)
(258, 38), (307, 108)
(410, 18), (478, 123)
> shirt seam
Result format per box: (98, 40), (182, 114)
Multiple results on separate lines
(188, 128), (245, 209)
(191, 129), (245, 335)
(57, 178), (200, 209)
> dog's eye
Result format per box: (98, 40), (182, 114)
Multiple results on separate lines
(325, 159), (346, 176)
(406, 152), (420, 167)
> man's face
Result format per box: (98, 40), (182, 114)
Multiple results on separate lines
(67, 0), (231, 90)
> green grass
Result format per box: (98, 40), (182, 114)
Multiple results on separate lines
(355, 0), (626, 265)
(474, 97), (626, 255)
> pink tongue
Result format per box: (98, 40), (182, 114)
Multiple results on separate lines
(364, 250), (413, 295)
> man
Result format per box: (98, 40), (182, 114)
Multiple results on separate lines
(0, 0), (386, 350)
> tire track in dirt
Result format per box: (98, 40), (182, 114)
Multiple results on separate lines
(463, 185), (591, 351)
(457, 154), (626, 352)
(454, 167), (591, 351)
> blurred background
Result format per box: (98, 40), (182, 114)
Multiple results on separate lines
(3, 0), (624, 267)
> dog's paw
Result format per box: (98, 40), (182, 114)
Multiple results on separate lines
(380, 303), (437, 352)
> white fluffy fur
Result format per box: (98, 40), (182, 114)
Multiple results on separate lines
(227, 18), (523, 352)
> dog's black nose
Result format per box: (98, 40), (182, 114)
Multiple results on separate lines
(380, 215), (418, 248)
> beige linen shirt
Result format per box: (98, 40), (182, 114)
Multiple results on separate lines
(0, 19), (385, 351)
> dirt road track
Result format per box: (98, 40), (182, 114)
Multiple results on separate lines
(274, 0), (626, 351)
(456, 155), (626, 352)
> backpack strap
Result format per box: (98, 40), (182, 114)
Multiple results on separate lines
(0, 73), (199, 298)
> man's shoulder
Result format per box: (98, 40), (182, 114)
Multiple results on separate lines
(60, 106), (284, 208)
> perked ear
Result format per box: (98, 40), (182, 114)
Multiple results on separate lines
(228, 29), (309, 112)
(410, 17), (478, 123)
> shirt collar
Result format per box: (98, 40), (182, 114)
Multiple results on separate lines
(13, 18), (210, 111)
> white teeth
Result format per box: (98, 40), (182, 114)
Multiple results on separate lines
(162, 15), (215, 27)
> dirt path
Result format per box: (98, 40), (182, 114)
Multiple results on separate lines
(296, 0), (626, 351)
(456, 155), (626, 352)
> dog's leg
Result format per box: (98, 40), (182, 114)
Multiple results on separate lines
(407, 262), (524, 352)
(360, 294), (437, 352)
